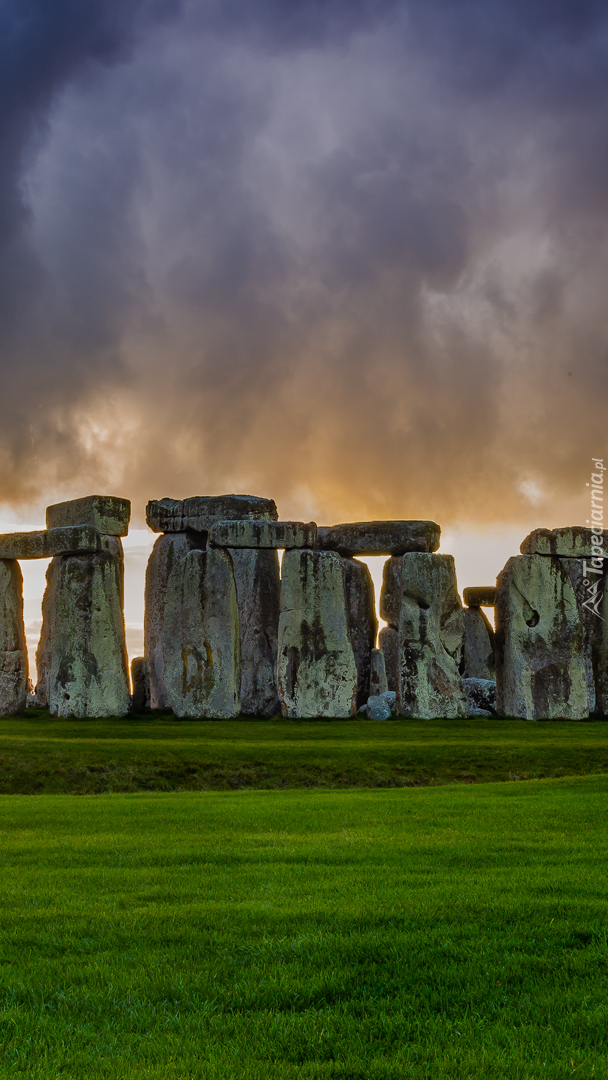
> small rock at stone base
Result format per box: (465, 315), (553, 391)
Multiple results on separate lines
(366, 694), (394, 720)
(469, 707), (493, 717)
(463, 677), (497, 713)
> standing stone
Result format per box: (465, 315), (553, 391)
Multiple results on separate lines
(495, 555), (589, 720)
(342, 557), (377, 708)
(131, 657), (150, 712)
(380, 556), (403, 629)
(277, 550), (358, 718)
(396, 553), (468, 718)
(379, 626), (399, 693)
(462, 607), (495, 680)
(144, 533), (202, 709)
(0, 560), (28, 715)
(230, 549), (280, 716)
(161, 548), (241, 718)
(37, 539), (130, 718)
(370, 648), (388, 696)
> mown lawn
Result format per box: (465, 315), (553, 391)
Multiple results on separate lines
(0, 711), (608, 793)
(0, 778), (606, 1078)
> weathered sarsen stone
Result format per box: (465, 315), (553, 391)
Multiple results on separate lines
(131, 657), (150, 712)
(463, 586), (497, 608)
(144, 533), (204, 709)
(462, 607), (495, 680)
(161, 548), (240, 718)
(379, 626), (399, 694)
(0, 525), (101, 561)
(277, 550), (358, 718)
(0, 560), (28, 714)
(209, 519), (317, 549)
(317, 520), (440, 557)
(37, 538), (130, 718)
(520, 527), (608, 558)
(396, 553), (468, 718)
(495, 555), (588, 720)
(146, 495), (277, 534)
(46, 496), (130, 537)
(230, 548), (280, 716)
(369, 648), (388, 696)
(342, 557), (377, 708)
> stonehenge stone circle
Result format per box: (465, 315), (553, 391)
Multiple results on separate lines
(209, 520), (317, 550)
(495, 555), (588, 720)
(462, 607), (495, 680)
(161, 548), (241, 719)
(0, 482), (604, 722)
(396, 553), (468, 718)
(317, 520), (440, 557)
(46, 495), (131, 536)
(0, 560), (28, 715)
(277, 549), (358, 717)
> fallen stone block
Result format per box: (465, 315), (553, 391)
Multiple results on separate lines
(317, 520), (440, 557)
(46, 495), (130, 536)
(209, 519), (317, 549)
(0, 525), (101, 561)
(463, 677), (496, 714)
(495, 554), (589, 720)
(370, 648), (388, 696)
(379, 626), (399, 693)
(520, 526), (608, 558)
(342, 557), (377, 709)
(0, 560), (28, 715)
(462, 607), (495, 680)
(231, 549), (280, 716)
(366, 691), (396, 720)
(161, 548), (241, 718)
(131, 657), (150, 712)
(277, 550), (358, 718)
(463, 586), (497, 607)
(37, 538), (131, 718)
(146, 494), (277, 534)
(396, 553), (468, 719)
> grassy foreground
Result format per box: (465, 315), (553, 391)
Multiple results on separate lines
(0, 711), (608, 793)
(0, 778), (607, 1077)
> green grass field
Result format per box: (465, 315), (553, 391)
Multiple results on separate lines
(0, 777), (607, 1078)
(1, 711), (608, 793)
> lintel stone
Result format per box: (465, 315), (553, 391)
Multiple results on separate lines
(463, 586), (497, 608)
(317, 520), (440, 557)
(520, 527), (608, 558)
(0, 525), (102, 561)
(146, 495), (277, 533)
(209, 520), (317, 549)
(46, 495), (130, 536)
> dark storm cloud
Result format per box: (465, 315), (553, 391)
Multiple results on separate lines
(1, 0), (608, 526)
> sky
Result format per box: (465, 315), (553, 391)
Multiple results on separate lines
(2, 0), (608, 667)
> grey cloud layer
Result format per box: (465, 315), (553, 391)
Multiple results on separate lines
(1, 0), (607, 525)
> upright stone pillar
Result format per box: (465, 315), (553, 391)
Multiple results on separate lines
(35, 497), (131, 718)
(0, 560), (28, 714)
(462, 607), (495, 680)
(395, 553), (467, 718)
(342, 557), (377, 708)
(144, 496), (280, 715)
(277, 549), (358, 718)
(161, 548), (240, 718)
(37, 539), (130, 717)
(495, 555), (588, 720)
